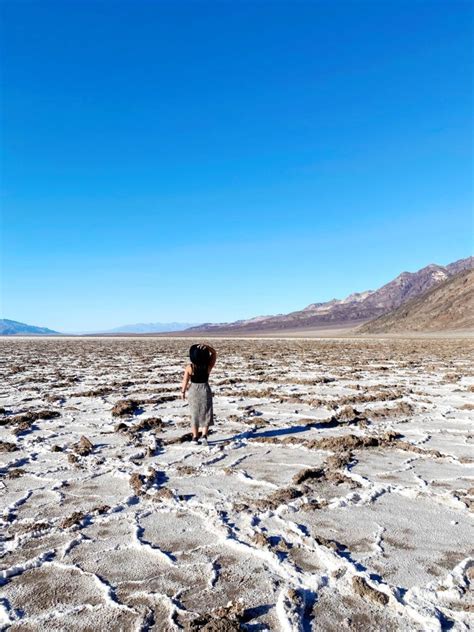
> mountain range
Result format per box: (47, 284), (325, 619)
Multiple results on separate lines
(2, 256), (472, 336)
(93, 322), (199, 334)
(0, 319), (59, 336)
(0, 320), (198, 336)
(185, 256), (473, 333)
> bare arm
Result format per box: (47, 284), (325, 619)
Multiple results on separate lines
(181, 365), (191, 399)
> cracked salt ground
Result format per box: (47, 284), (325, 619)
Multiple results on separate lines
(1, 337), (473, 630)
(275, 492), (473, 585)
(349, 449), (474, 493)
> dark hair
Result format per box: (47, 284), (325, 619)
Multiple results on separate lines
(189, 344), (210, 375)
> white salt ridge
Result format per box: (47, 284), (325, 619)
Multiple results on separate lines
(2, 489), (33, 523)
(0, 549), (56, 583)
(61, 533), (90, 558)
(47, 561), (138, 614)
(235, 469), (279, 488)
(207, 557), (220, 588)
(131, 513), (176, 566)
(275, 587), (304, 632)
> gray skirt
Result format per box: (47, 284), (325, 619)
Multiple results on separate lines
(188, 382), (213, 429)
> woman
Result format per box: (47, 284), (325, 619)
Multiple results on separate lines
(181, 343), (217, 445)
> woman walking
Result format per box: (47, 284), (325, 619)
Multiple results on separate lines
(181, 343), (217, 445)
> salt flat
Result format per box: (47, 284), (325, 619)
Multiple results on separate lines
(0, 337), (473, 631)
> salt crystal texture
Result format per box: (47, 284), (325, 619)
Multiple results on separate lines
(0, 336), (473, 630)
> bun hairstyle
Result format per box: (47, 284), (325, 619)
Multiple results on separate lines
(189, 344), (210, 375)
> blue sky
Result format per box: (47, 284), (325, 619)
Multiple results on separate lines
(1, 0), (472, 331)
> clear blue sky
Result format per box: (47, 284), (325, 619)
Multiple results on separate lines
(1, 0), (472, 332)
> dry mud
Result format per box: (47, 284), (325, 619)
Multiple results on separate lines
(0, 337), (473, 631)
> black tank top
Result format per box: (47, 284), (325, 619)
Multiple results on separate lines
(190, 364), (209, 383)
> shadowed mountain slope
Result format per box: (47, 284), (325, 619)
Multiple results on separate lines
(358, 269), (474, 333)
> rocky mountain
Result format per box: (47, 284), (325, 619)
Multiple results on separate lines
(0, 319), (59, 336)
(186, 256), (473, 333)
(358, 268), (474, 333)
(446, 257), (474, 276)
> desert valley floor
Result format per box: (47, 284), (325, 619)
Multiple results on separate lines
(0, 337), (473, 631)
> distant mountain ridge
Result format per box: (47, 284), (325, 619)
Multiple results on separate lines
(0, 319), (201, 336)
(359, 268), (474, 333)
(0, 319), (59, 335)
(101, 322), (200, 334)
(185, 256), (473, 333)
